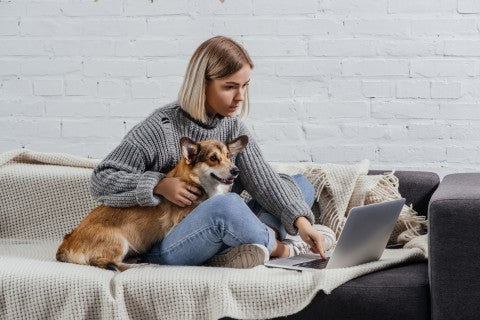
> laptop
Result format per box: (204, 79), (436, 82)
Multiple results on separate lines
(265, 198), (406, 271)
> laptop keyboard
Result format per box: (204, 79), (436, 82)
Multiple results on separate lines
(293, 257), (330, 269)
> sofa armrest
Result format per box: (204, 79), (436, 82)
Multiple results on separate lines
(429, 173), (480, 320)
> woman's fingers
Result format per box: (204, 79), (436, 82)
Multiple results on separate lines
(318, 246), (327, 259)
(171, 184), (200, 207)
(311, 233), (327, 259)
(175, 195), (192, 207)
(304, 237), (322, 255)
(182, 190), (198, 202)
(310, 246), (320, 254)
(299, 227), (328, 259)
(184, 183), (202, 197)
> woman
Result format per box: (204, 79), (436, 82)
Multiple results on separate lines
(90, 36), (334, 268)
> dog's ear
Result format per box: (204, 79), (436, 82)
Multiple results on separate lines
(180, 137), (200, 165)
(226, 135), (248, 156)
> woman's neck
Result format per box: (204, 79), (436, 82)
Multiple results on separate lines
(205, 103), (218, 119)
(206, 111), (217, 119)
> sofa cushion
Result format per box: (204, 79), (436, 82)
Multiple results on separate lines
(0, 240), (120, 319)
(266, 262), (429, 320)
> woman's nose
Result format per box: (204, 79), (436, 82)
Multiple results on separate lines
(235, 88), (245, 101)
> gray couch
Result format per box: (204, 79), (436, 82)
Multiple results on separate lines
(242, 170), (479, 320)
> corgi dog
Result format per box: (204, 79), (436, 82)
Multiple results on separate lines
(56, 135), (248, 271)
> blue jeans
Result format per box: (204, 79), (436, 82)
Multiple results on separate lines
(143, 174), (315, 266)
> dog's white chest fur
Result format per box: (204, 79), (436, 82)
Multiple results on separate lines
(205, 182), (232, 198)
(200, 176), (232, 198)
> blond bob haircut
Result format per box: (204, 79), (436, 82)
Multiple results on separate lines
(178, 36), (254, 123)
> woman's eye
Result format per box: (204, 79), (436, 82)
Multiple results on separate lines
(210, 155), (218, 162)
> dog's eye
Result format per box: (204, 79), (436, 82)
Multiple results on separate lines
(210, 155), (218, 162)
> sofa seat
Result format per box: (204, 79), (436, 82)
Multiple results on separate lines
(0, 239), (120, 319)
(2, 238), (429, 320)
(271, 262), (429, 320)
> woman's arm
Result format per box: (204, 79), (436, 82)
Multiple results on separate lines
(90, 138), (165, 207)
(236, 122), (315, 235)
(90, 114), (172, 207)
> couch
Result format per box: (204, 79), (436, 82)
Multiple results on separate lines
(1, 157), (478, 320)
(255, 170), (480, 320)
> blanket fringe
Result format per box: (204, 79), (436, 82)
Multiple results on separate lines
(368, 172), (428, 243)
(306, 168), (347, 238)
(303, 167), (428, 244)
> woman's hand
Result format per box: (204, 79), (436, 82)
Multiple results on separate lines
(154, 177), (202, 207)
(295, 216), (327, 259)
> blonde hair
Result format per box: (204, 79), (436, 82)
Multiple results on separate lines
(178, 36), (254, 123)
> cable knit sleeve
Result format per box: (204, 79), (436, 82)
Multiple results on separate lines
(235, 122), (315, 235)
(89, 115), (170, 207)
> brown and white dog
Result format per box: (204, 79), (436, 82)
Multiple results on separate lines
(56, 135), (248, 271)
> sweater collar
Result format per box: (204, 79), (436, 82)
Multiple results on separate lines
(178, 105), (225, 129)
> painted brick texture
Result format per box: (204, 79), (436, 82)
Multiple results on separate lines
(1, 0), (480, 177)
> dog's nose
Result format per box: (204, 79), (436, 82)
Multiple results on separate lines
(230, 167), (240, 176)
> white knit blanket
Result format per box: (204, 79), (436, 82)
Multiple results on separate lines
(0, 149), (428, 320)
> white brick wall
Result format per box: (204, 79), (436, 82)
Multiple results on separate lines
(1, 0), (480, 177)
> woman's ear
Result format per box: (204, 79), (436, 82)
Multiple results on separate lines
(180, 137), (200, 165)
(226, 135), (249, 156)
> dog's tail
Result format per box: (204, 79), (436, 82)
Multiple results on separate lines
(88, 257), (129, 272)
(56, 231), (73, 262)
(55, 249), (69, 263)
(57, 248), (128, 272)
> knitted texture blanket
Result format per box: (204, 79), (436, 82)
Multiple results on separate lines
(269, 160), (428, 244)
(0, 150), (428, 320)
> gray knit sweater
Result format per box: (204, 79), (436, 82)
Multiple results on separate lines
(90, 101), (314, 235)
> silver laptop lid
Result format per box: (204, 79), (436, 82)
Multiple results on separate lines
(326, 198), (405, 269)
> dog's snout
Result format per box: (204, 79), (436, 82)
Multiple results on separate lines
(230, 167), (240, 176)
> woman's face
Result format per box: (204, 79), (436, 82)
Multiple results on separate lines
(205, 64), (251, 118)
